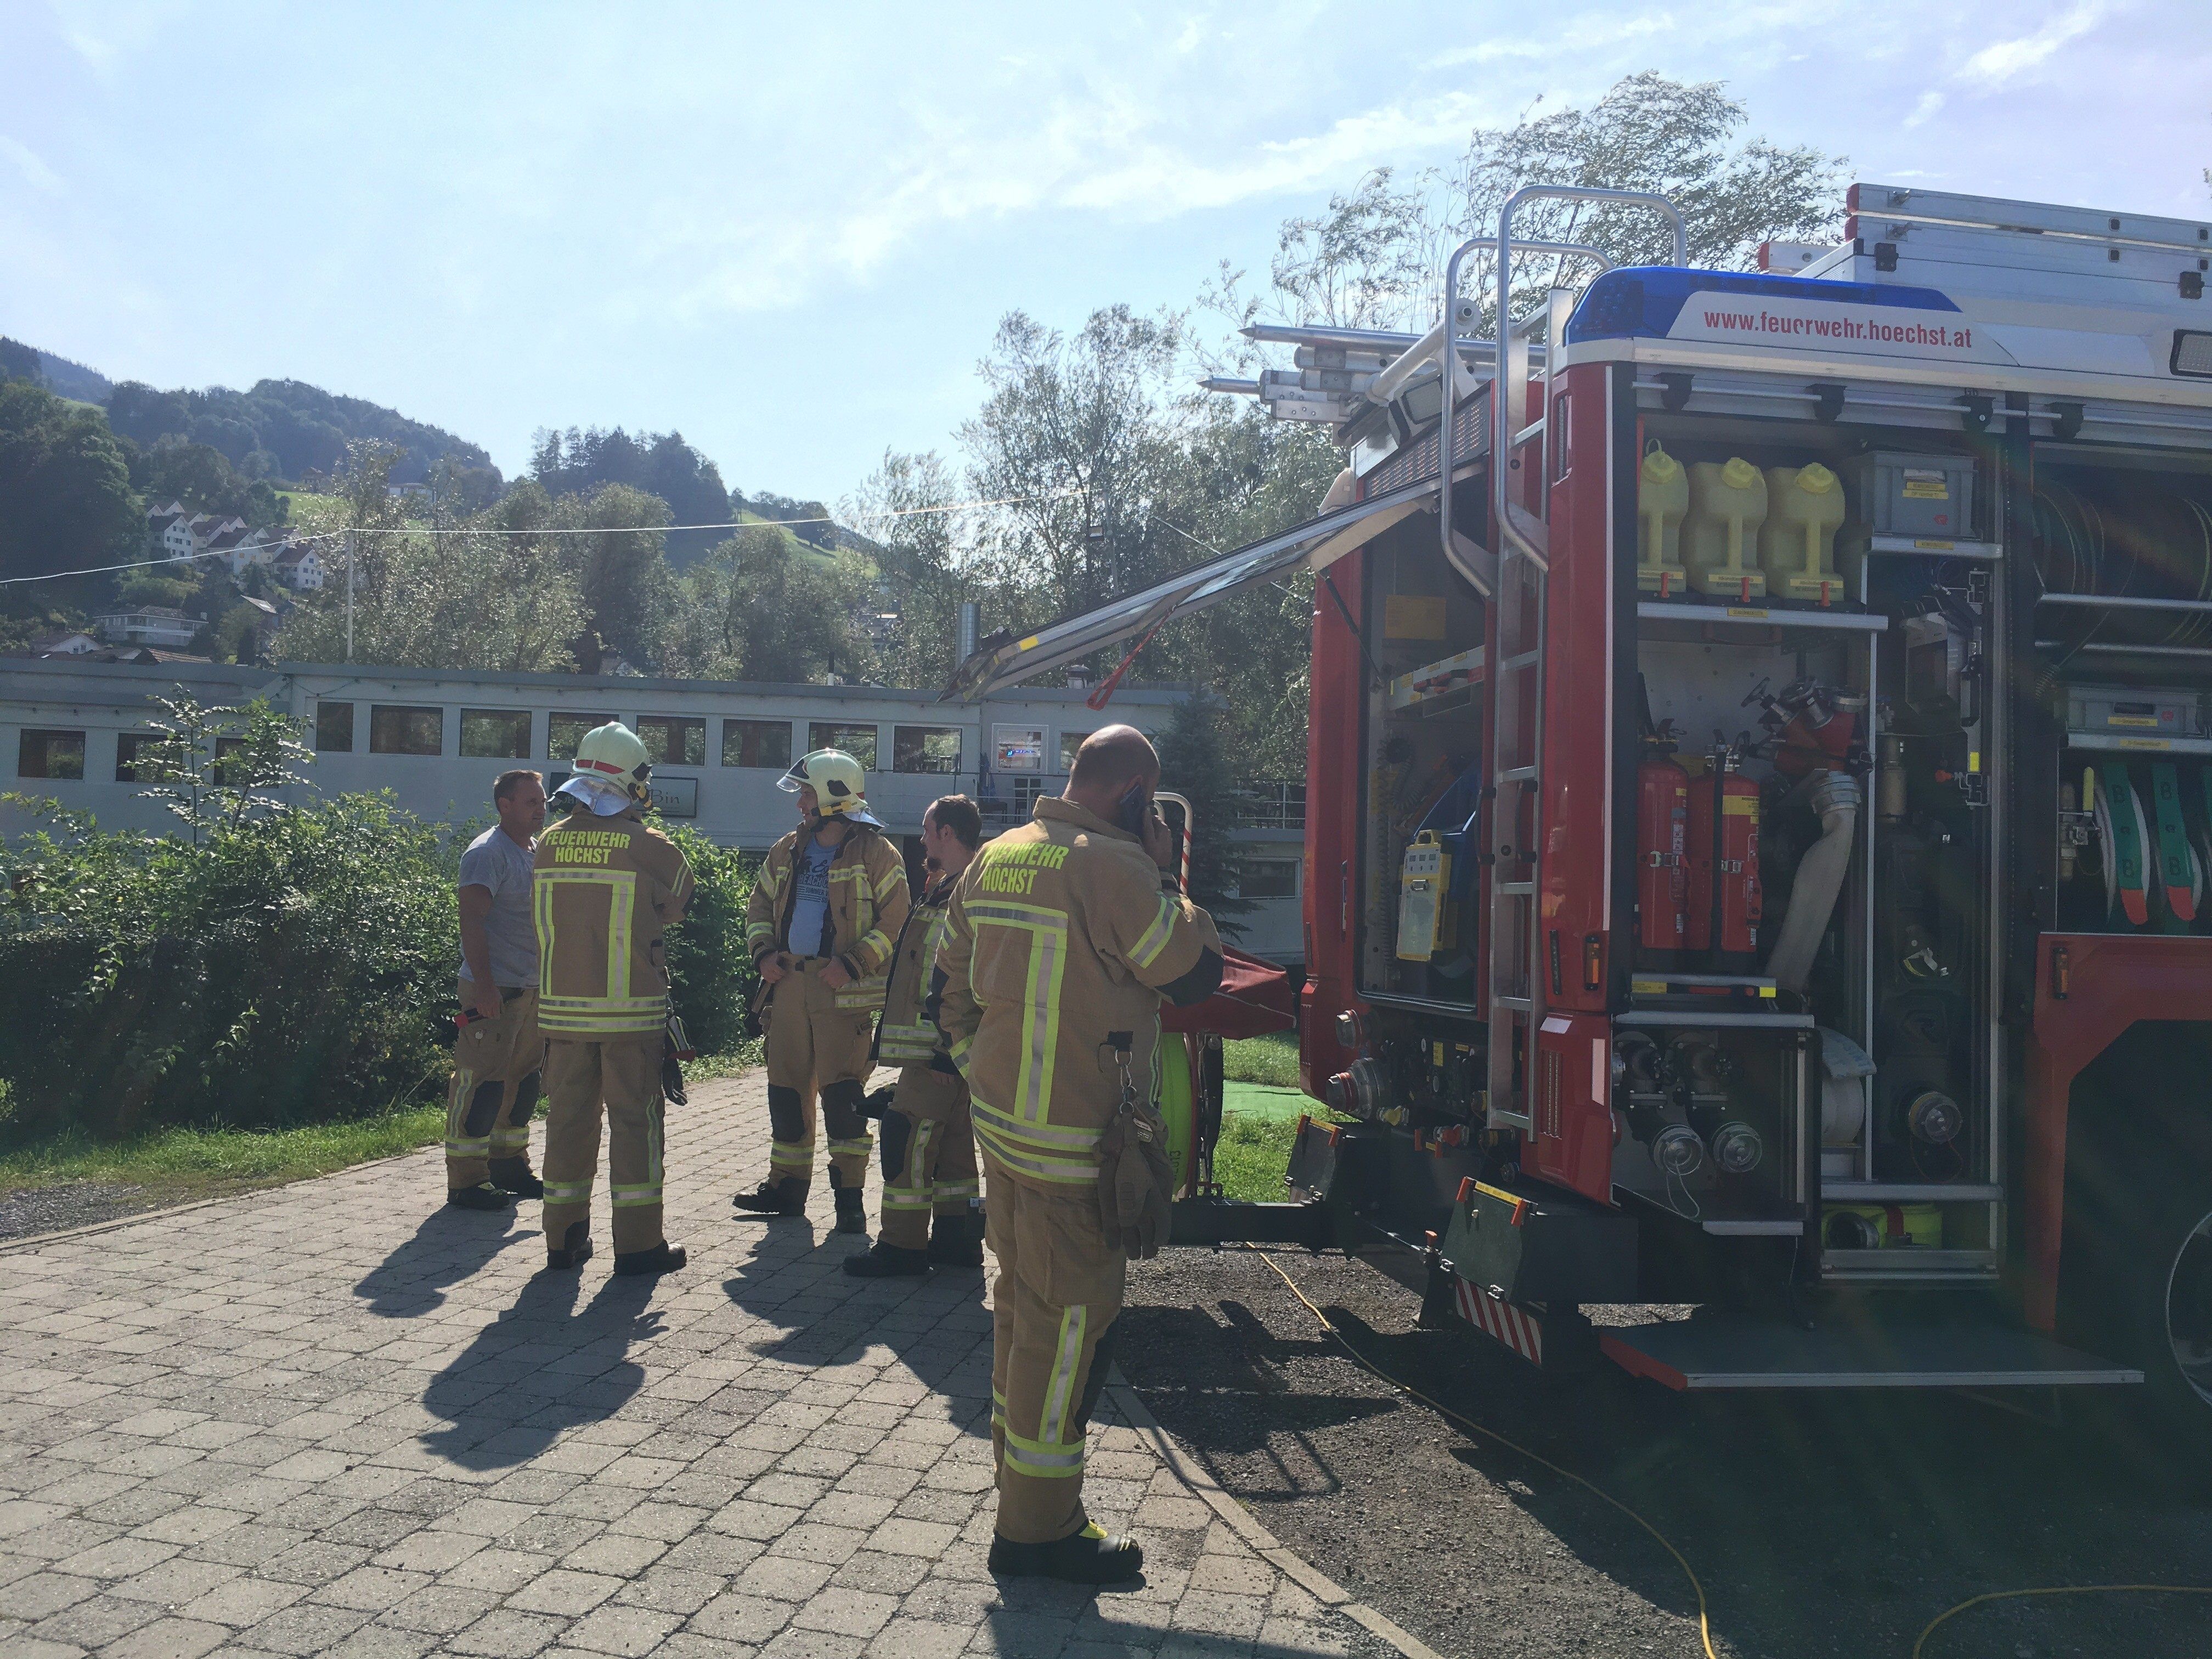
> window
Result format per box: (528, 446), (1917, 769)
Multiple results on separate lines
(808, 723), (877, 770)
(1240, 859), (1300, 900)
(893, 725), (962, 775)
(460, 709), (532, 759)
(213, 735), (246, 786)
(1058, 731), (1091, 772)
(548, 713), (610, 762)
(1245, 782), (1307, 830)
(115, 733), (160, 782)
(994, 724), (1044, 772)
(315, 701), (354, 752)
(721, 719), (793, 770)
(636, 715), (706, 768)
(18, 730), (84, 781)
(369, 704), (444, 756)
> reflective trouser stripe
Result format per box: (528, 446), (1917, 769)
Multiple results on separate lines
(972, 1124), (1097, 1184)
(445, 1138), (490, 1156)
(611, 1186), (661, 1206)
(970, 1096), (1099, 1184)
(1041, 1305), (1087, 1448)
(612, 1105), (662, 1206)
(827, 1136), (874, 1160)
(934, 1178), (979, 1201)
(881, 1189), (934, 1209)
(489, 1128), (531, 1152)
(883, 1119), (935, 1209)
(770, 1139), (813, 1172)
(1003, 1426), (1086, 1476)
(542, 1180), (592, 1203)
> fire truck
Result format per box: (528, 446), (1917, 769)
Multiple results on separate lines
(949, 183), (2212, 1455)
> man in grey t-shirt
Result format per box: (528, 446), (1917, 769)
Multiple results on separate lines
(446, 770), (549, 1210)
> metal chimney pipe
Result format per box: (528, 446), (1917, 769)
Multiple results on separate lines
(958, 600), (980, 663)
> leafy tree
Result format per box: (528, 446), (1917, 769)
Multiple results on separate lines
(575, 483), (678, 667)
(106, 377), (489, 485)
(1153, 695), (1250, 939)
(131, 436), (290, 528)
(848, 449), (968, 691)
(531, 426), (731, 565)
(0, 337), (43, 386)
(0, 381), (139, 584)
(674, 524), (873, 683)
(132, 695), (313, 843)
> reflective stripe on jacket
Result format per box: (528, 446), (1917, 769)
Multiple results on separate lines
(745, 822), (910, 1011)
(933, 797), (1218, 1193)
(533, 809), (692, 1037)
(874, 873), (957, 1066)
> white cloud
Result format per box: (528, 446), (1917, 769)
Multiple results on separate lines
(1903, 89), (1945, 127)
(1432, 12), (1677, 68)
(1957, 2), (2106, 88)
(0, 136), (63, 195)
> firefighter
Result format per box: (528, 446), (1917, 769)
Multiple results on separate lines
(446, 768), (548, 1210)
(934, 726), (1223, 1583)
(534, 723), (693, 1276)
(844, 793), (985, 1278)
(736, 748), (910, 1233)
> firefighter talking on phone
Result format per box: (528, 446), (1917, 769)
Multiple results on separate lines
(930, 725), (1222, 1583)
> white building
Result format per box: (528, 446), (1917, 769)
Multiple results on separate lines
(0, 657), (1306, 964)
(272, 544), (325, 590)
(93, 608), (203, 650)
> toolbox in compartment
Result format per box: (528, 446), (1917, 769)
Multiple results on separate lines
(1441, 1177), (1639, 1304)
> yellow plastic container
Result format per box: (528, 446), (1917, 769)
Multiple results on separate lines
(1685, 458), (1768, 599)
(1637, 445), (1689, 594)
(1822, 1203), (1943, 1251)
(1759, 463), (1848, 603)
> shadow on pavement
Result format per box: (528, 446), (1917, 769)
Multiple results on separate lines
(353, 1201), (536, 1316)
(418, 1267), (663, 1469)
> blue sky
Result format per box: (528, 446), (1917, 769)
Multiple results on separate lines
(3, 1), (2207, 504)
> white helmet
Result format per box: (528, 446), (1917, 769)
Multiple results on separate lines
(556, 721), (651, 816)
(779, 748), (880, 826)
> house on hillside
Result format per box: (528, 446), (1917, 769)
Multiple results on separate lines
(26, 630), (100, 657)
(148, 502), (196, 562)
(272, 544), (325, 591)
(95, 607), (203, 650)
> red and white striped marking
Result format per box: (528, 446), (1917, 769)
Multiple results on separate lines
(1452, 1275), (1544, 1367)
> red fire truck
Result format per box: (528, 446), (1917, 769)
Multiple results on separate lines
(949, 183), (2212, 1456)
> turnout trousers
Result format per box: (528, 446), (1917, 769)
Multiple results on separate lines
(877, 1064), (980, 1251)
(984, 1159), (1125, 1545)
(540, 1035), (668, 1256)
(445, 980), (541, 1191)
(764, 962), (876, 1194)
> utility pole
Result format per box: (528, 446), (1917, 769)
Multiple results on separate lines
(345, 531), (354, 663)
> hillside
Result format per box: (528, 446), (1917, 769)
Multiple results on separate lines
(34, 349), (111, 405)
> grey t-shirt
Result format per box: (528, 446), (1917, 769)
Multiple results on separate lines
(459, 826), (539, 988)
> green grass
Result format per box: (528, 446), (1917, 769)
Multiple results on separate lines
(1222, 1029), (1300, 1088)
(1212, 1113), (1301, 1202)
(0, 1105), (447, 1203)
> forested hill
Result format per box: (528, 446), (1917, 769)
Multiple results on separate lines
(105, 377), (490, 487)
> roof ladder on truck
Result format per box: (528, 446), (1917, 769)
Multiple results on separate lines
(1444, 189), (1687, 1130)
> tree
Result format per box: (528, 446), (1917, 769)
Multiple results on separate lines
(674, 524), (873, 684)
(1153, 695), (1251, 939)
(0, 337), (43, 386)
(0, 381), (139, 584)
(575, 483), (676, 667)
(133, 695), (313, 843)
(1254, 72), (1845, 338)
(848, 449), (968, 691)
(131, 436), (290, 528)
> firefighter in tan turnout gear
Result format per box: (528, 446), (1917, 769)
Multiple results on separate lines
(934, 726), (1222, 1584)
(736, 749), (910, 1233)
(843, 794), (985, 1278)
(445, 769), (549, 1211)
(533, 723), (693, 1276)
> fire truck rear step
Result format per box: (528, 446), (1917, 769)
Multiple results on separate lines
(1596, 1319), (2140, 1391)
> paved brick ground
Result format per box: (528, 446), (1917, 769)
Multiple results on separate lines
(0, 1073), (1376, 1659)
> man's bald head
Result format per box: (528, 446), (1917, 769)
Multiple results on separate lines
(1065, 725), (1160, 815)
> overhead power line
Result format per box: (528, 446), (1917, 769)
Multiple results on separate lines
(0, 487), (1079, 589)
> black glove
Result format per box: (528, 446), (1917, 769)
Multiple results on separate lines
(859, 1085), (898, 1121)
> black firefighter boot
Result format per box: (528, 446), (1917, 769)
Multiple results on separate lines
(988, 1523), (1144, 1585)
(488, 1158), (544, 1200)
(614, 1241), (688, 1277)
(830, 1168), (868, 1236)
(544, 1221), (593, 1272)
(927, 1209), (986, 1268)
(733, 1177), (808, 1217)
(843, 1239), (930, 1278)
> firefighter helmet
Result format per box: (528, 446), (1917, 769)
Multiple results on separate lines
(570, 721), (653, 804)
(780, 749), (880, 826)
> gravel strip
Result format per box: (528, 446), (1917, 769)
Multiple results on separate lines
(1122, 1246), (2210, 1659)
(0, 1179), (168, 1241)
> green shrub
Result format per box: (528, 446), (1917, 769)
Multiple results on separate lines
(659, 823), (758, 1057)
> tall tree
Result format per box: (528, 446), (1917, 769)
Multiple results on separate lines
(0, 381), (139, 585)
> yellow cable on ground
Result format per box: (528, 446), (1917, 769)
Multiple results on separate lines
(1252, 1249), (1719, 1659)
(1251, 1249), (2210, 1659)
(1910, 1585), (2212, 1657)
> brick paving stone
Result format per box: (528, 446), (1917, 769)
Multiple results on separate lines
(0, 1074), (1381, 1659)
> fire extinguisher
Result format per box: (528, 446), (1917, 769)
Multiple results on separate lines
(1635, 731), (1690, 966)
(1685, 746), (1761, 970)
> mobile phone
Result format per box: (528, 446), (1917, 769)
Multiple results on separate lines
(1115, 782), (1152, 837)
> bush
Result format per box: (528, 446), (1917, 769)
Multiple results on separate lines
(0, 793), (762, 1144)
(0, 794), (459, 1140)
(660, 823), (758, 1057)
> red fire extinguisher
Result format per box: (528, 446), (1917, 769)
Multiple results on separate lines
(1635, 737), (1690, 965)
(1685, 748), (1761, 969)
